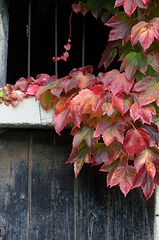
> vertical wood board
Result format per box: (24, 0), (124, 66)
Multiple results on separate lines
(0, 129), (154, 240)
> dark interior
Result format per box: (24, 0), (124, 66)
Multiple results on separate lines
(7, 0), (108, 84)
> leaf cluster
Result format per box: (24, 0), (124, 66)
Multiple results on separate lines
(1, 0), (159, 200)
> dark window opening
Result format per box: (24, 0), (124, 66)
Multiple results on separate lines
(7, 0), (108, 85)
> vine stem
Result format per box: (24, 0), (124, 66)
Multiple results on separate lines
(130, 121), (136, 129)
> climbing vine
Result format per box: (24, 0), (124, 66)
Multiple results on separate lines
(1, 0), (159, 199)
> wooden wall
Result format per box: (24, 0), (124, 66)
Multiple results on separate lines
(0, 129), (154, 240)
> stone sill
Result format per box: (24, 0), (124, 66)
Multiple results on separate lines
(0, 97), (54, 128)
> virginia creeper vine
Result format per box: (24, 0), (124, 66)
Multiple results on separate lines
(1, 0), (159, 200)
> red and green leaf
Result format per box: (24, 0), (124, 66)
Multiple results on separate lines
(72, 1), (88, 16)
(98, 41), (118, 70)
(124, 127), (150, 156)
(39, 90), (53, 110)
(130, 102), (156, 124)
(71, 125), (94, 148)
(67, 145), (91, 177)
(133, 76), (159, 106)
(143, 123), (159, 147)
(70, 87), (108, 115)
(106, 12), (133, 43)
(146, 41), (159, 66)
(53, 108), (70, 134)
(134, 147), (159, 177)
(113, 93), (134, 115)
(131, 18), (159, 51)
(100, 158), (127, 186)
(91, 143), (116, 165)
(132, 166), (155, 200)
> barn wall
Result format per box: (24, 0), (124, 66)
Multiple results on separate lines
(0, 129), (154, 240)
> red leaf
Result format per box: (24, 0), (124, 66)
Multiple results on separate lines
(70, 88), (108, 115)
(124, 127), (150, 156)
(106, 12), (133, 43)
(100, 158), (126, 186)
(101, 70), (133, 95)
(64, 78), (79, 93)
(135, 147), (159, 177)
(26, 84), (39, 95)
(115, 0), (149, 16)
(94, 120), (124, 146)
(143, 123), (159, 147)
(91, 143), (116, 165)
(70, 104), (82, 128)
(12, 77), (28, 92)
(133, 76), (159, 107)
(35, 84), (54, 99)
(131, 18), (159, 51)
(113, 93), (134, 115)
(71, 125), (94, 148)
(130, 102), (156, 124)
(69, 71), (96, 90)
(146, 41), (159, 65)
(110, 164), (136, 196)
(102, 103), (116, 116)
(72, 2), (88, 16)
(154, 167), (159, 186)
(35, 73), (51, 85)
(50, 79), (66, 97)
(53, 108), (70, 135)
(134, 148), (159, 178)
(132, 166), (155, 200)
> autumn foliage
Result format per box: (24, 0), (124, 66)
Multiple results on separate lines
(1, 0), (159, 200)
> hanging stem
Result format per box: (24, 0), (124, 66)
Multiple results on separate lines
(82, 17), (85, 67)
(55, 0), (58, 76)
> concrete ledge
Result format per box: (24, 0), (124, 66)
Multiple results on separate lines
(0, 97), (54, 128)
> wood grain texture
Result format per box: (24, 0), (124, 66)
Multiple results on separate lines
(0, 129), (154, 240)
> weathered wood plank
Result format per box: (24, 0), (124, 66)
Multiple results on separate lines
(75, 165), (108, 240)
(0, 130), (29, 239)
(0, 129), (154, 240)
(30, 130), (75, 240)
(108, 186), (154, 240)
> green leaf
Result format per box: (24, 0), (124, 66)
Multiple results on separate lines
(152, 102), (159, 114)
(39, 90), (53, 110)
(98, 42), (118, 70)
(0, 89), (4, 98)
(86, 0), (118, 13)
(120, 52), (148, 80)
